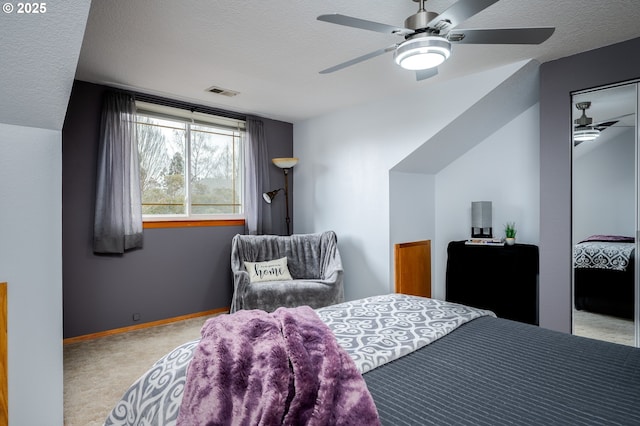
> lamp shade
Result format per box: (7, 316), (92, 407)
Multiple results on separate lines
(272, 157), (298, 169)
(262, 189), (282, 203)
(394, 36), (451, 71)
(472, 201), (492, 228)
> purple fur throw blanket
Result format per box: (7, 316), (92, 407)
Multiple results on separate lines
(176, 306), (380, 426)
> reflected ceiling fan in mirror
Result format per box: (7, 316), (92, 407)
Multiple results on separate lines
(573, 101), (634, 146)
(574, 102), (601, 144)
(317, 0), (555, 80)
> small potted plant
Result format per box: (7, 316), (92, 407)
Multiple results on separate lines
(504, 222), (517, 246)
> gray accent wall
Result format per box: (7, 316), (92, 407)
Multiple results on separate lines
(62, 81), (293, 338)
(539, 37), (640, 332)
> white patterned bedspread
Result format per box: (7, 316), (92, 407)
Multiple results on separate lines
(316, 293), (494, 373)
(105, 340), (199, 426)
(104, 294), (494, 426)
(574, 241), (635, 271)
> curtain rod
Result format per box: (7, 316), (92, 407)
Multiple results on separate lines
(108, 88), (248, 122)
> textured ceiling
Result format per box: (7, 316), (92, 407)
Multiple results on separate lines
(75, 0), (640, 123)
(0, 1), (91, 130)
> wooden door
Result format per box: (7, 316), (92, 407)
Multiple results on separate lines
(394, 240), (431, 298)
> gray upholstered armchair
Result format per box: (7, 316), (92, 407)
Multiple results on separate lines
(230, 231), (344, 313)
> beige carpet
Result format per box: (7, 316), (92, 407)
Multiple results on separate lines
(573, 309), (636, 346)
(63, 315), (216, 426)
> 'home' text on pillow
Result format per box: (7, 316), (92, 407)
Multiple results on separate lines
(244, 257), (293, 283)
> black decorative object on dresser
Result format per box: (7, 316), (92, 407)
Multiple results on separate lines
(446, 240), (539, 325)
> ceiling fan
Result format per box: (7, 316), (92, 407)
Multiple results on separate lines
(317, 0), (555, 80)
(573, 101), (634, 146)
(573, 102), (601, 144)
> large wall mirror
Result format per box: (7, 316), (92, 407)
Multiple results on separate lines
(572, 82), (639, 347)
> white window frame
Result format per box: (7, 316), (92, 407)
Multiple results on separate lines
(136, 101), (245, 222)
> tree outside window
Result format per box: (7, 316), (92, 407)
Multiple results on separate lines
(136, 112), (243, 220)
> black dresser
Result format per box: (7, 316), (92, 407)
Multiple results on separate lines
(445, 240), (539, 325)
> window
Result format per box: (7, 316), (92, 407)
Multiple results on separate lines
(136, 102), (244, 221)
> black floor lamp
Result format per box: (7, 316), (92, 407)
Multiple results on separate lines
(263, 157), (298, 235)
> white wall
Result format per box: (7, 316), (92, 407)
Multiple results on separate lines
(294, 61), (538, 302)
(0, 123), (63, 425)
(434, 105), (541, 298)
(573, 129), (635, 242)
(389, 172), (435, 287)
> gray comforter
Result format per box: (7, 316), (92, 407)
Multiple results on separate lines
(365, 315), (640, 425)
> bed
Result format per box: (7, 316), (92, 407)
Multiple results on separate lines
(574, 235), (635, 319)
(104, 294), (640, 425)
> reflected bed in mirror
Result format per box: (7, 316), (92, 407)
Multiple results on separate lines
(574, 234), (635, 319)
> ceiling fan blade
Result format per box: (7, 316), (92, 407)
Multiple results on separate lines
(427, 0), (500, 29)
(319, 45), (397, 74)
(317, 14), (411, 36)
(593, 120), (619, 130)
(593, 112), (635, 126)
(416, 68), (438, 81)
(448, 27), (555, 44)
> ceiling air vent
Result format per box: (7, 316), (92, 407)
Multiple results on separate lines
(206, 85), (240, 97)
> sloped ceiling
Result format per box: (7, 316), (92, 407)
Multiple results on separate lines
(0, 1), (91, 130)
(75, 0), (640, 123)
(393, 59), (540, 173)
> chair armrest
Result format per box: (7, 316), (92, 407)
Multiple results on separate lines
(230, 270), (250, 313)
(316, 269), (344, 286)
(321, 249), (343, 282)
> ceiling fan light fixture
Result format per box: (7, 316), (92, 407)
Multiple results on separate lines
(394, 36), (451, 70)
(574, 127), (600, 142)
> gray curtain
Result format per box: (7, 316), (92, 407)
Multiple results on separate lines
(93, 91), (143, 253)
(244, 118), (271, 235)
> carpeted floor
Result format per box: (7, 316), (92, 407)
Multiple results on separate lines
(63, 310), (636, 425)
(63, 315), (216, 426)
(573, 308), (635, 346)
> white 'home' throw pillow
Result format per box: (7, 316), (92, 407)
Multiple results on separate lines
(244, 257), (293, 283)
